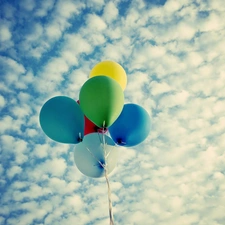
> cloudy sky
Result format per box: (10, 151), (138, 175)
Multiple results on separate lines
(0, 0), (225, 224)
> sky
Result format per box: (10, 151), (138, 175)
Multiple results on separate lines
(0, 0), (225, 224)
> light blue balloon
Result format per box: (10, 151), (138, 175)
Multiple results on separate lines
(108, 103), (151, 147)
(74, 133), (118, 178)
(39, 96), (84, 144)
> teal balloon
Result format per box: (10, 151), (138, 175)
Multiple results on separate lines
(39, 96), (84, 144)
(74, 133), (118, 178)
(108, 103), (151, 147)
(79, 76), (124, 128)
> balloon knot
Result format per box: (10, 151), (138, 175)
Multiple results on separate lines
(117, 138), (126, 145)
(99, 161), (105, 169)
(78, 133), (83, 142)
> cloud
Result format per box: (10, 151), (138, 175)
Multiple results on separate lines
(1, 0), (225, 224)
(86, 14), (107, 31)
(0, 95), (6, 108)
(34, 0), (55, 17)
(7, 166), (22, 179)
(37, 158), (67, 177)
(158, 90), (190, 109)
(0, 56), (25, 74)
(44, 0), (84, 41)
(200, 12), (225, 32)
(103, 2), (119, 23)
(0, 24), (12, 42)
(150, 81), (172, 96)
(19, 0), (36, 11)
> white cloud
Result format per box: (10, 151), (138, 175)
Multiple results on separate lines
(10, 104), (32, 119)
(0, 24), (11, 41)
(63, 34), (92, 56)
(86, 0), (105, 11)
(0, 164), (4, 175)
(158, 90), (190, 109)
(20, 0), (36, 11)
(7, 166), (22, 179)
(17, 92), (31, 103)
(186, 51), (204, 67)
(39, 158), (67, 177)
(45, 23), (63, 40)
(150, 81), (172, 96)
(34, 57), (69, 93)
(25, 128), (38, 137)
(63, 195), (84, 210)
(56, 0), (82, 18)
(0, 95), (6, 108)
(164, 0), (183, 14)
(33, 143), (49, 159)
(200, 12), (225, 32)
(86, 14), (107, 31)
(213, 100), (224, 115)
(103, 2), (118, 23)
(176, 22), (196, 40)
(102, 36), (132, 62)
(35, 0), (55, 17)
(0, 56), (25, 74)
(125, 71), (149, 103)
(209, 0), (225, 11)
(1, 0), (225, 224)
(0, 134), (15, 150)
(61, 50), (79, 66)
(123, 174), (142, 184)
(0, 216), (5, 225)
(25, 23), (44, 42)
(44, 0), (84, 41)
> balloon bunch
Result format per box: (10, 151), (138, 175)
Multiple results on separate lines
(39, 60), (151, 224)
(39, 60), (151, 178)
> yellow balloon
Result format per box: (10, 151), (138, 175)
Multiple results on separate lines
(89, 61), (127, 90)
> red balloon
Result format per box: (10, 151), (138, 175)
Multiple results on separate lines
(77, 100), (107, 135)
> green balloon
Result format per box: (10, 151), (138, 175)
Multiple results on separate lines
(39, 96), (84, 144)
(79, 76), (124, 128)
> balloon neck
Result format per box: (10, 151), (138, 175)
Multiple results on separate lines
(98, 161), (105, 169)
(117, 138), (126, 146)
(78, 133), (83, 142)
(78, 137), (83, 142)
(94, 126), (107, 133)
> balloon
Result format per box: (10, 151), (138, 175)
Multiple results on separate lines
(39, 96), (84, 144)
(84, 116), (108, 135)
(90, 60), (127, 90)
(74, 133), (118, 178)
(108, 103), (151, 147)
(79, 76), (124, 128)
(77, 100), (108, 135)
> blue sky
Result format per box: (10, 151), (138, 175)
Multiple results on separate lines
(0, 0), (225, 224)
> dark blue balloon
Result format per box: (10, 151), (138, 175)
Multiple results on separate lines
(108, 104), (151, 147)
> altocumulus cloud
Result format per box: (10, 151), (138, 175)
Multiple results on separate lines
(0, 0), (225, 224)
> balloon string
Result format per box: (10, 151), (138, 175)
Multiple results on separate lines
(102, 121), (106, 161)
(104, 167), (114, 225)
(102, 123), (114, 225)
(85, 147), (105, 168)
(86, 124), (114, 225)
